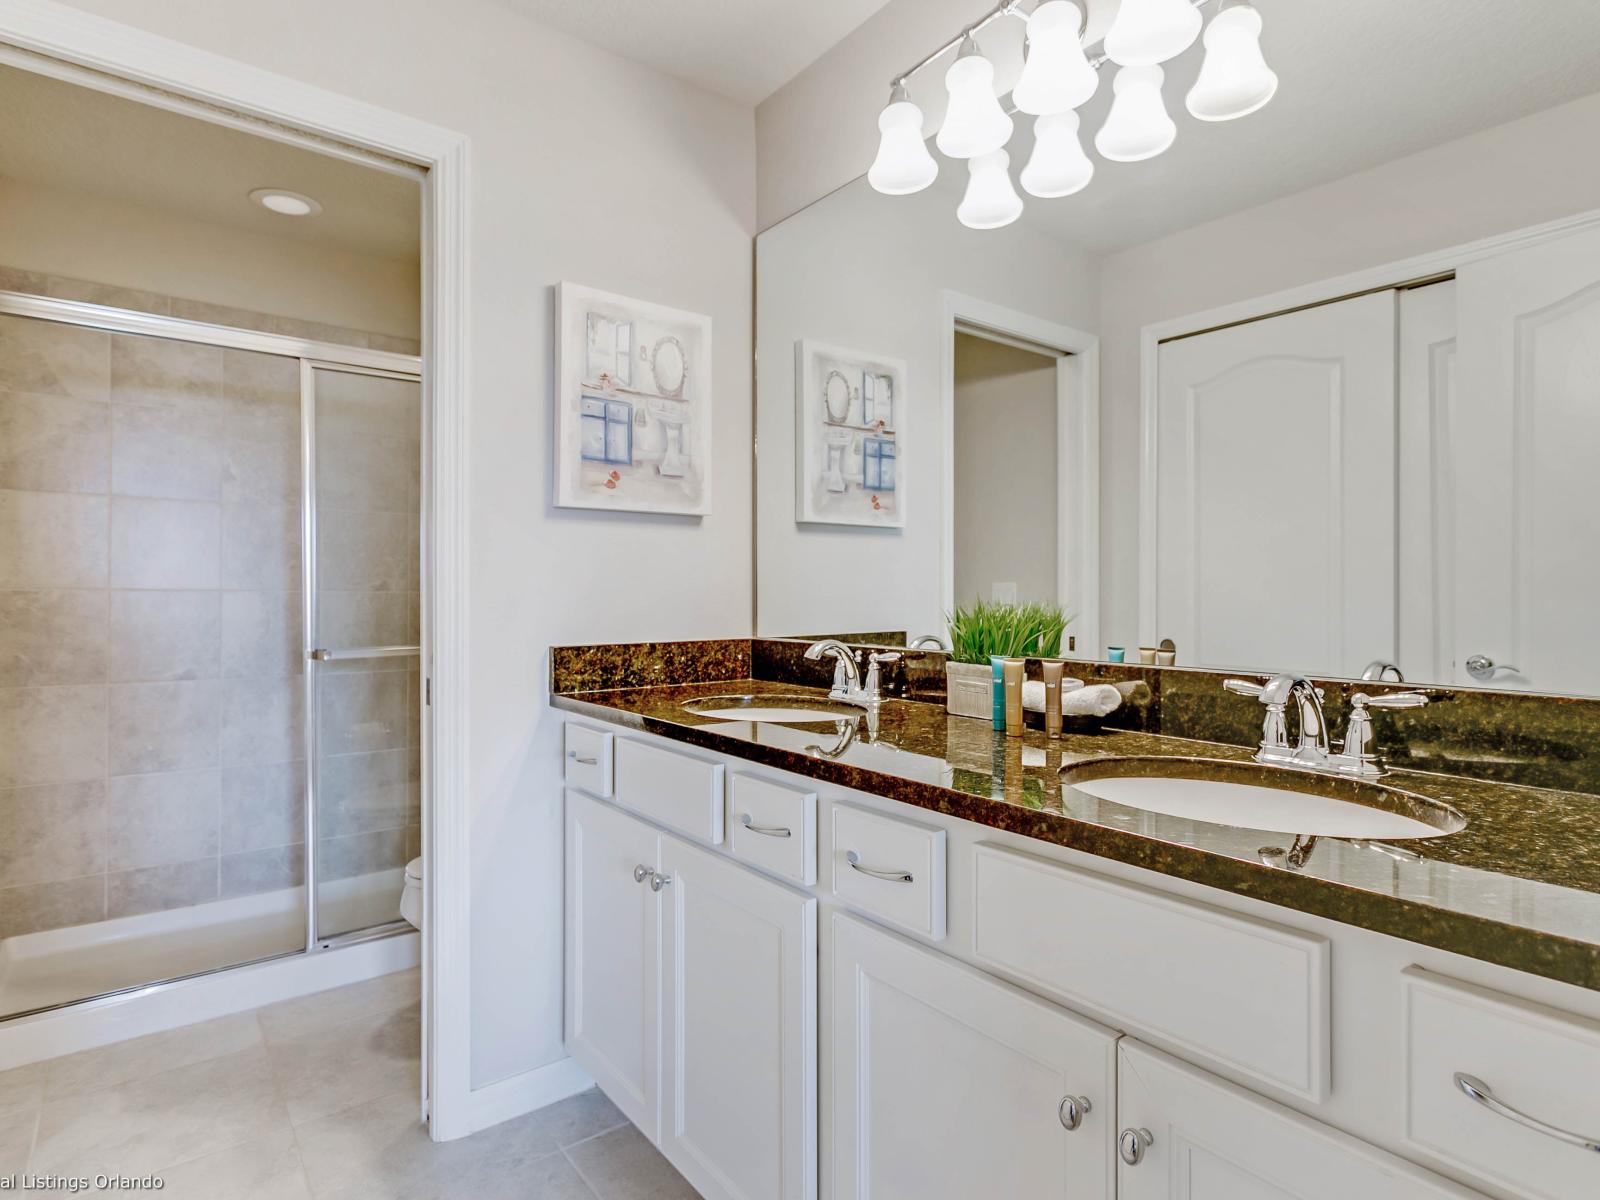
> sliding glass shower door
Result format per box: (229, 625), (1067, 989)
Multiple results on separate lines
(303, 364), (423, 945)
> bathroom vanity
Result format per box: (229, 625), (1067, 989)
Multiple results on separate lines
(552, 644), (1600, 1200)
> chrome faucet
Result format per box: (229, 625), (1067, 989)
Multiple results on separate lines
(805, 639), (901, 717)
(1224, 672), (1429, 778)
(908, 633), (949, 651)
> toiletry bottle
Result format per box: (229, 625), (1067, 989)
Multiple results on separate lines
(1041, 660), (1065, 739)
(989, 655), (1007, 732)
(1002, 658), (1025, 737)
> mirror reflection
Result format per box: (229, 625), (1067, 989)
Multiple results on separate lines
(754, 1), (1600, 697)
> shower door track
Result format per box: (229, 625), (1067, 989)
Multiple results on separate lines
(0, 289), (424, 1021)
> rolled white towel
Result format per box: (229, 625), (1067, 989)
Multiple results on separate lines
(1063, 683), (1123, 718)
(1020, 677), (1085, 713)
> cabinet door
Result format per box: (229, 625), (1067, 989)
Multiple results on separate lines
(831, 912), (1117, 1200)
(1151, 291), (1398, 676)
(1452, 224), (1600, 693)
(564, 790), (661, 1139)
(1116, 1040), (1477, 1200)
(659, 835), (817, 1200)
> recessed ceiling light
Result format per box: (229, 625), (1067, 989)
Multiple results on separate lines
(249, 188), (322, 217)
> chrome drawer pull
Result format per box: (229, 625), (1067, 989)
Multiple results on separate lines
(741, 813), (792, 839)
(845, 850), (913, 883)
(1118, 1127), (1153, 1165)
(568, 751), (599, 765)
(633, 864), (653, 884)
(649, 872), (672, 893)
(1454, 1073), (1600, 1153)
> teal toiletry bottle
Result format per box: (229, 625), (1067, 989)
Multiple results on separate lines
(989, 655), (1007, 731)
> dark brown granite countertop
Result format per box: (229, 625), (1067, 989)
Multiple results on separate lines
(552, 677), (1600, 991)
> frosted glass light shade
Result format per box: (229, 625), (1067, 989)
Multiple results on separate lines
(1186, 3), (1278, 121)
(1021, 111), (1094, 198)
(1013, 1), (1098, 116)
(1103, 0), (1202, 66)
(869, 94), (939, 194)
(1094, 65), (1176, 161)
(936, 39), (1014, 159)
(957, 150), (1024, 230)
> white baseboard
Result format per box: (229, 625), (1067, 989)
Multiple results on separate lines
(0, 931), (418, 1072)
(458, 1055), (595, 1138)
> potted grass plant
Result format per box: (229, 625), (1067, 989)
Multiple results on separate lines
(944, 601), (1071, 720)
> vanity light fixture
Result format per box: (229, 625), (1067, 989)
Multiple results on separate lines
(868, 84), (940, 194)
(958, 148), (1025, 229)
(1103, 0), (1203, 67)
(867, 0), (1279, 227)
(1185, 2), (1277, 121)
(1021, 110), (1094, 197)
(1095, 64), (1177, 161)
(248, 187), (322, 216)
(937, 35), (1015, 159)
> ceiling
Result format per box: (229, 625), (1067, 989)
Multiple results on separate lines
(903, 0), (1600, 253)
(501, 0), (894, 104)
(0, 65), (420, 264)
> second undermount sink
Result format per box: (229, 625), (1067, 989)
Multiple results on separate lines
(681, 694), (863, 723)
(1060, 756), (1466, 841)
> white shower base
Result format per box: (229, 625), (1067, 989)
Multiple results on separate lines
(0, 868), (405, 1020)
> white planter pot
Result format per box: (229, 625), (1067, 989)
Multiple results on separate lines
(945, 661), (994, 721)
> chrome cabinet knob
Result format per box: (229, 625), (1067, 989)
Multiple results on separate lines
(1057, 1095), (1091, 1131)
(633, 864), (652, 884)
(649, 872), (672, 892)
(1465, 654), (1520, 681)
(1118, 1127), (1153, 1166)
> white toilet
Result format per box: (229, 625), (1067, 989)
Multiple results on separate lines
(400, 857), (423, 929)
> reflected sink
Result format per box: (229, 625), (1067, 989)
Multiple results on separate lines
(681, 694), (863, 723)
(1060, 756), (1466, 841)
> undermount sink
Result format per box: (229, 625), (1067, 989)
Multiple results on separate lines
(1060, 756), (1466, 841)
(681, 694), (863, 723)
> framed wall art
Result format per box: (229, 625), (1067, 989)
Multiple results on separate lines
(555, 282), (713, 515)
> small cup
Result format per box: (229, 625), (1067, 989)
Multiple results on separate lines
(1156, 650), (1176, 666)
(1107, 646), (1126, 663)
(1138, 646), (1158, 665)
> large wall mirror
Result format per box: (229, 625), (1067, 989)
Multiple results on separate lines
(754, 0), (1600, 699)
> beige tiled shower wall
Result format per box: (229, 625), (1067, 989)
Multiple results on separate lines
(0, 310), (419, 941)
(0, 265), (420, 357)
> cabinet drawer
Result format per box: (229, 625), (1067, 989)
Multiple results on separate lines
(613, 737), (725, 844)
(563, 723), (614, 797)
(1402, 967), (1600, 1200)
(972, 845), (1329, 1100)
(727, 773), (817, 886)
(830, 804), (946, 941)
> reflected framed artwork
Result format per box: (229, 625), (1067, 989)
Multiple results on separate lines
(795, 338), (906, 527)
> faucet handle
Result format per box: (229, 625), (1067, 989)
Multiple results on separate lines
(869, 651), (902, 664)
(1360, 690), (1429, 710)
(1223, 678), (1266, 700)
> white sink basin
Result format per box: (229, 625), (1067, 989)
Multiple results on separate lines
(1061, 757), (1465, 840)
(681, 694), (862, 724)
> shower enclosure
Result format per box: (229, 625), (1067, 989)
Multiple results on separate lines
(0, 290), (423, 1021)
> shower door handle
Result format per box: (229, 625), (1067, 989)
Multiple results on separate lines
(307, 645), (420, 662)
(309, 648), (333, 661)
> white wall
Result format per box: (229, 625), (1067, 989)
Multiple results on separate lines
(0, 175), (420, 337)
(53, 0), (756, 1092)
(756, 176), (1096, 638)
(1096, 90), (1600, 652)
(953, 334), (1058, 608)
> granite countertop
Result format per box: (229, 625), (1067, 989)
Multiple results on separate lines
(552, 678), (1600, 990)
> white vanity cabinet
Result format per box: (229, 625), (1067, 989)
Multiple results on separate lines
(564, 786), (818, 1200)
(830, 912), (1118, 1199)
(1114, 1040), (1479, 1199)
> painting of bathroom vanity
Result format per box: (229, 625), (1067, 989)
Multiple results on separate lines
(555, 281), (713, 515)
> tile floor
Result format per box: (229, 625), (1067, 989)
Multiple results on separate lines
(0, 968), (696, 1199)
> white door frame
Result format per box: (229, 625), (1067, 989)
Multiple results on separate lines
(1137, 206), (1600, 648)
(0, 0), (475, 1140)
(941, 291), (1101, 658)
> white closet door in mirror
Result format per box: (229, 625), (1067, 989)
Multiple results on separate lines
(1152, 292), (1397, 676)
(1454, 225), (1600, 695)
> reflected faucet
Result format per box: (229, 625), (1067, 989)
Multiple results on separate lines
(1361, 659), (1404, 682)
(909, 634), (949, 651)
